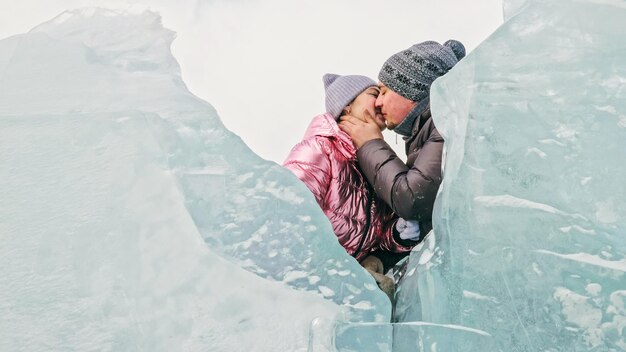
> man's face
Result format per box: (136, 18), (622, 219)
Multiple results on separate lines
(375, 83), (417, 130)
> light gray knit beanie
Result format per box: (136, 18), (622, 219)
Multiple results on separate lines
(323, 73), (377, 119)
(378, 40), (466, 102)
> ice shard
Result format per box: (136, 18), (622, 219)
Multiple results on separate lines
(0, 8), (390, 351)
(393, 0), (626, 350)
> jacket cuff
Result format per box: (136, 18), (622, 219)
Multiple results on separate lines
(393, 226), (420, 248)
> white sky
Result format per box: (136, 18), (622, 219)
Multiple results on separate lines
(1, 0), (504, 163)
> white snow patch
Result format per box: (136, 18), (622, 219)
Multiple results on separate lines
(594, 105), (617, 114)
(603, 291), (626, 350)
(538, 138), (566, 147)
(414, 230), (437, 265)
(595, 199), (618, 224)
(585, 284), (602, 297)
(342, 284), (362, 295)
(406, 267), (416, 277)
(474, 194), (580, 218)
(535, 250), (626, 272)
(554, 287), (604, 348)
(606, 290), (626, 318)
(318, 286), (335, 297)
(308, 276), (321, 285)
(326, 269), (351, 277)
(532, 262), (543, 276)
(236, 227), (265, 250)
(554, 124), (579, 142)
(607, 290), (626, 316)
(618, 115), (626, 128)
(398, 322), (491, 337)
(377, 343), (392, 351)
(364, 283), (378, 291)
(221, 223), (238, 231)
(283, 270), (308, 283)
(430, 342), (438, 352)
(258, 180), (304, 205)
(115, 116), (131, 123)
(526, 147), (547, 158)
(601, 251), (613, 259)
(600, 76), (626, 90)
(463, 290), (500, 303)
(553, 287), (602, 328)
(559, 225), (596, 235)
(580, 176), (592, 185)
(346, 301), (373, 310)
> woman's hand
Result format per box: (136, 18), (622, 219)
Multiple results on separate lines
(361, 255), (395, 302)
(361, 255), (384, 273)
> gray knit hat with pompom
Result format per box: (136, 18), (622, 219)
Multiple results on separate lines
(323, 73), (377, 119)
(378, 40), (466, 102)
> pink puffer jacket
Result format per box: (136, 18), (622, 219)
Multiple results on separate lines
(283, 113), (413, 261)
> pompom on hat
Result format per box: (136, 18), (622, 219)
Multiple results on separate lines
(378, 40), (466, 102)
(323, 73), (377, 119)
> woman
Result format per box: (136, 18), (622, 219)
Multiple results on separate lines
(283, 73), (419, 297)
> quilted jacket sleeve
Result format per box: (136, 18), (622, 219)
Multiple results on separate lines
(283, 137), (332, 208)
(356, 133), (443, 221)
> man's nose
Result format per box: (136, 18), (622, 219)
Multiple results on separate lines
(375, 95), (383, 108)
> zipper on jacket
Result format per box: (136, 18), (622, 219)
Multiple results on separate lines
(352, 183), (374, 260)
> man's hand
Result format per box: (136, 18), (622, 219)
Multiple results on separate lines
(338, 111), (383, 149)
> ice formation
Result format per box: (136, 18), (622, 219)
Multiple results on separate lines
(0, 8), (389, 352)
(392, 0), (626, 350)
(3, 0), (625, 351)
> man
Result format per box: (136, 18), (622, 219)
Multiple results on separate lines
(339, 40), (466, 272)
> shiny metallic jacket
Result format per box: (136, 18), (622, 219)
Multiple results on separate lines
(283, 113), (413, 261)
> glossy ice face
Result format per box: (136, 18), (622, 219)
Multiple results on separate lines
(395, 0), (626, 350)
(0, 8), (392, 352)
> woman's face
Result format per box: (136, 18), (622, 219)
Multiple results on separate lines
(345, 87), (387, 131)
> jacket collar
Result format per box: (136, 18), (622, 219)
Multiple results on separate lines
(304, 113), (356, 159)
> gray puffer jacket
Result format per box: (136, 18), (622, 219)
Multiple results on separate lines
(355, 108), (443, 237)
